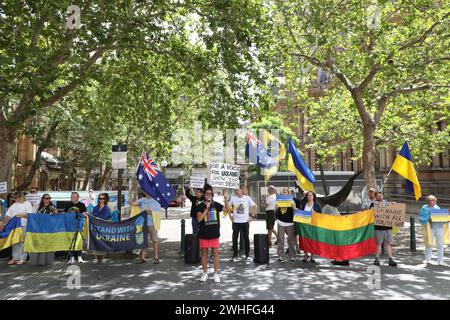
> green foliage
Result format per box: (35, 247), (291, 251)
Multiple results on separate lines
(274, 0), (450, 167)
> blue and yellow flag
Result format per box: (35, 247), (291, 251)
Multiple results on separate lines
(390, 142), (421, 201)
(24, 213), (83, 253)
(261, 130), (287, 182)
(287, 138), (316, 192)
(0, 217), (23, 250)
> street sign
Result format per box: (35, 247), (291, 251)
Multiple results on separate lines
(0, 181), (7, 194)
(112, 144), (128, 169)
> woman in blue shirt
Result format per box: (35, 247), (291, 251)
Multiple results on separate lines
(92, 193), (111, 264)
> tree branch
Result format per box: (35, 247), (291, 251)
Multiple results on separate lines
(385, 84), (450, 97)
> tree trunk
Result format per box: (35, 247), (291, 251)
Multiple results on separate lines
(100, 165), (112, 190)
(0, 126), (18, 191)
(16, 145), (45, 191)
(82, 168), (92, 190)
(362, 123), (377, 189)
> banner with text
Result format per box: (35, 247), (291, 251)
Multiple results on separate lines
(210, 163), (240, 189)
(88, 211), (149, 252)
(374, 202), (406, 228)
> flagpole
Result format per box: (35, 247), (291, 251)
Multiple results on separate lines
(380, 167), (393, 192)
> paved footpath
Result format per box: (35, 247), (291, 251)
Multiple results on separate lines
(0, 205), (449, 300)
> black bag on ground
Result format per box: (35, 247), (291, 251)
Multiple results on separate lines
(184, 234), (200, 264)
(253, 234), (269, 264)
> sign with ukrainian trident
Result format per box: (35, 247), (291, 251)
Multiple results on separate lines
(88, 211), (149, 252)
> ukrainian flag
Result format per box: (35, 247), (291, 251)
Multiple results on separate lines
(24, 213), (83, 253)
(261, 130), (287, 182)
(390, 141), (422, 201)
(0, 217), (23, 250)
(287, 138), (316, 192)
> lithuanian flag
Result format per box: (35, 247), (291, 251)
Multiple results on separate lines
(299, 210), (376, 260)
(0, 217), (23, 250)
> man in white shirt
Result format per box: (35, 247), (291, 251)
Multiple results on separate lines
(264, 185), (278, 246)
(224, 185), (257, 261)
(26, 187), (40, 213)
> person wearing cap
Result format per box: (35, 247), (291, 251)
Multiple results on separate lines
(362, 187), (377, 210)
(186, 186), (205, 235)
(264, 185), (278, 246)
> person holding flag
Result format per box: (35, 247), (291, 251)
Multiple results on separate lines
(136, 151), (176, 262)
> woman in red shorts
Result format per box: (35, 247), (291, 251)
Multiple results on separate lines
(197, 184), (224, 283)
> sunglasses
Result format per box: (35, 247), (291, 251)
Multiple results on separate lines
(30, 191), (36, 194)
(98, 198), (105, 200)
(44, 197), (51, 200)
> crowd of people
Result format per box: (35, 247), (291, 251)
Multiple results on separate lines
(0, 185), (448, 282)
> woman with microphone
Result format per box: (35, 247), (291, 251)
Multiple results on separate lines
(197, 184), (224, 283)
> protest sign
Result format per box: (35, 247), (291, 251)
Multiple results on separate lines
(373, 202), (406, 228)
(430, 208), (450, 222)
(189, 176), (205, 189)
(210, 163), (240, 189)
(276, 195), (293, 208)
(88, 211), (149, 252)
(0, 182), (7, 194)
(293, 210), (312, 224)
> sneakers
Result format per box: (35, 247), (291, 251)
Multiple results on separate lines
(245, 255), (251, 261)
(388, 258), (397, 267)
(16, 260), (25, 265)
(68, 257), (75, 265)
(277, 257), (286, 263)
(422, 259), (430, 265)
(373, 257), (380, 266)
(291, 258), (296, 263)
(7, 260), (17, 265)
(200, 273), (209, 282)
(77, 257), (85, 264)
(438, 261), (447, 266)
(229, 256), (237, 262)
(214, 273), (220, 283)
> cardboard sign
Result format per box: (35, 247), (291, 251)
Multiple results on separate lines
(189, 176), (205, 189)
(293, 209), (312, 224)
(210, 163), (240, 189)
(276, 195), (293, 208)
(430, 209), (450, 223)
(0, 181), (7, 194)
(373, 202), (406, 228)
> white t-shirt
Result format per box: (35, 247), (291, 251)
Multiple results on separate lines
(7, 201), (33, 227)
(304, 204), (313, 212)
(26, 194), (40, 212)
(266, 194), (276, 211)
(229, 195), (256, 223)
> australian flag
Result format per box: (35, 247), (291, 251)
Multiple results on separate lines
(246, 130), (276, 168)
(136, 152), (176, 209)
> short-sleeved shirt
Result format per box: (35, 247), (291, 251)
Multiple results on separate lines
(7, 201), (33, 227)
(65, 202), (87, 214)
(228, 195), (256, 224)
(197, 201), (224, 239)
(266, 194), (276, 211)
(136, 197), (161, 226)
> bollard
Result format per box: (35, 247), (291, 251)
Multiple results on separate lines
(180, 219), (185, 255)
(410, 216), (416, 252)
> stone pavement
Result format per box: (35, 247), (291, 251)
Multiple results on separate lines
(0, 205), (449, 300)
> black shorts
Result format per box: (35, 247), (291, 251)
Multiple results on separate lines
(266, 210), (275, 230)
